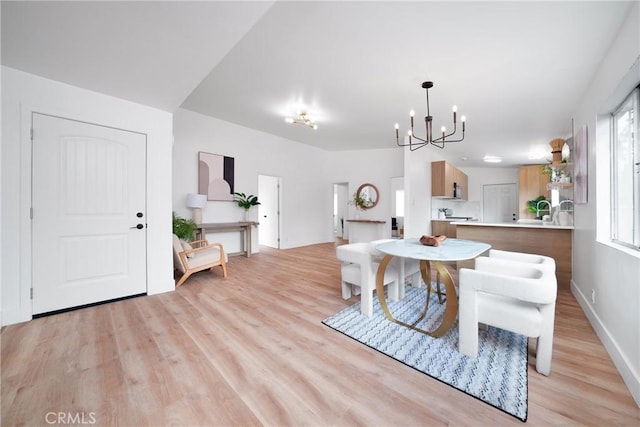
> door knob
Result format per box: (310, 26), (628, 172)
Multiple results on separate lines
(136, 212), (144, 218)
(131, 224), (144, 229)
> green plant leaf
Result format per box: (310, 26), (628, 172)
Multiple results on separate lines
(172, 212), (197, 241)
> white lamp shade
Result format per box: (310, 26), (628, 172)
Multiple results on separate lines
(186, 193), (207, 209)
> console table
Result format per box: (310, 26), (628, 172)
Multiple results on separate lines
(195, 222), (259, 258)
(346, 219), (386, 243)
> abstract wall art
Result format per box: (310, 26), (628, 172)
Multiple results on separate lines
(574, 126), (588, 204)
(198, 152), (235, 201)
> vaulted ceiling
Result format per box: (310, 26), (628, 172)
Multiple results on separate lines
(2, 1), (635, 166)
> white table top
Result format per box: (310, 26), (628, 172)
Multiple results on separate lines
(375, 238), (491, 262)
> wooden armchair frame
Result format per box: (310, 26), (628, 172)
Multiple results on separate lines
(173, 235), (228, 287)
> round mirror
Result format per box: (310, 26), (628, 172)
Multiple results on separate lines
(356, 183), (379, 210)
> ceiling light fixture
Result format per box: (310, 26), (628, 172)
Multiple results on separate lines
(285, 111), (318, 130)
(483, 155), (502, 163)
(395, 81), (466, 150)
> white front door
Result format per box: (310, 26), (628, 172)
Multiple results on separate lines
(258, 175), (280, 249)
(31, 113), (147, 314)
(482, 183), (518, 223)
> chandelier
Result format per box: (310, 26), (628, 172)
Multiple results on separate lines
(285, 111), (318, 130)
(395, 81), (466, 150)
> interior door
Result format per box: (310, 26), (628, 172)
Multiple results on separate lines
(482, 183), (517, 223)
(31, 113), (147, 314)
(258, 174), (280, 248)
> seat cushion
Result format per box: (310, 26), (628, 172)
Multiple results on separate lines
(186, 246), (222, 269)
(477, 294), (542, 337)
(181, 241), (194, 258)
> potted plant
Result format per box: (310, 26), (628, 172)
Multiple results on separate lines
(172, 212), (197, 241)
(349, 191), (373, 211)
(233, 192), (260, 220)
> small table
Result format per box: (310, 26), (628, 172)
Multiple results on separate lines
(195, 222), (258, 258)
(375, 238), (490, 337)
(345, 219), (387, 244)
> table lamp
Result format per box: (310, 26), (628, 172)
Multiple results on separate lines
(186, 193), (207, 225)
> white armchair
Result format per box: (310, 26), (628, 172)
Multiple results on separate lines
(489, 249), (556, 273)
(336, 241), (399, 317)
(458, 256), (557, 375)
(336, 239), (422, 317)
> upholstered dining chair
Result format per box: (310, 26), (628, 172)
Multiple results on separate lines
(488, 249), (556, 273)
(458, 255), (557, 375)
(336, 239), (421, 317)
(336, 241), (398, 317)
(172, 234), (228, 287)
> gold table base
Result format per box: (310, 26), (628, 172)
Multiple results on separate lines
(376, 255), (458, 338)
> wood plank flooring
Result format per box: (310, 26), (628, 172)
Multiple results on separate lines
(2, 242), (639, 426)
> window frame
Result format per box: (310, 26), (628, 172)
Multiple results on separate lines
(610, 86), (640, 250)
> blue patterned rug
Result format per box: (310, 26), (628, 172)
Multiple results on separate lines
(322, 285), (528, 422)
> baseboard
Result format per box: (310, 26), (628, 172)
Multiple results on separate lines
(571, 280), (640, 407)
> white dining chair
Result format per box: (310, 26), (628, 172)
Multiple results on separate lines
(458, 256), (557, 375)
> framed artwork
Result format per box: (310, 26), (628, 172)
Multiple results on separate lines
(198, 152), (235, 201)
(574, 125), (588, 204)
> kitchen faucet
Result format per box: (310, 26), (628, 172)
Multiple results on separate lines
(559, 200), (574, 211)
(536, 200), (551, 218)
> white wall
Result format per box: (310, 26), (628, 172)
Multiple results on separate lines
(173, 108), (333, 250)
(403, 145), (446, 237)
(325, 148), (404, 239)
(1, 67), (175, 326)
(568, 3), (640, 405)
(172, 109), (404, 250)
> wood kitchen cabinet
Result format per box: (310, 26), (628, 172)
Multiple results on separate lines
(431, 160), (468, 200)
(431, 220), (457, 238)
(518, 164), (550, 219)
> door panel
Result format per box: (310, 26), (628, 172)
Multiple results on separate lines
(32, 113), (147, 314)
(258, 175), (280, 249)
(483, 183), (517, 223)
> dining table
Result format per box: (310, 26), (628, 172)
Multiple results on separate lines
(374, 237), (491, 338)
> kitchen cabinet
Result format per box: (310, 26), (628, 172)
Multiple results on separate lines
(518, 164), (549, 219)
(431, 220), (457, 238)
(431, 161), (468, 200)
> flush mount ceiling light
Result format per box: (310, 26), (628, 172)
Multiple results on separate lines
(285, 111), (318, 130)
(394, 81), (466, 150)
(483, 155), (502, 163)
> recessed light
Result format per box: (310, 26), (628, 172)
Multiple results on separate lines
(483, 155), (502, 163)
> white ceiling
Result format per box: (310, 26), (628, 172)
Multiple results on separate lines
(2, 1), (635, 166)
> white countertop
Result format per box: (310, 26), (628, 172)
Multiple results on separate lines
(453, 221), (574, 230)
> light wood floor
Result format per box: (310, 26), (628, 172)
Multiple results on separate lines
(2, 242), (639, 426)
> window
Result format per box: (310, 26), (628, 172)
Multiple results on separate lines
(611, 87), (640, 249)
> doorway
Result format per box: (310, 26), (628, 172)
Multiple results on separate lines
(31, 113), (147, 314)
(333, 183), (349, 239)
(482, 183), (517, 223)
(258, 175), (281, 248)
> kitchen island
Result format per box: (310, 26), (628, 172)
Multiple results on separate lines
(455, 221), (573, 289)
